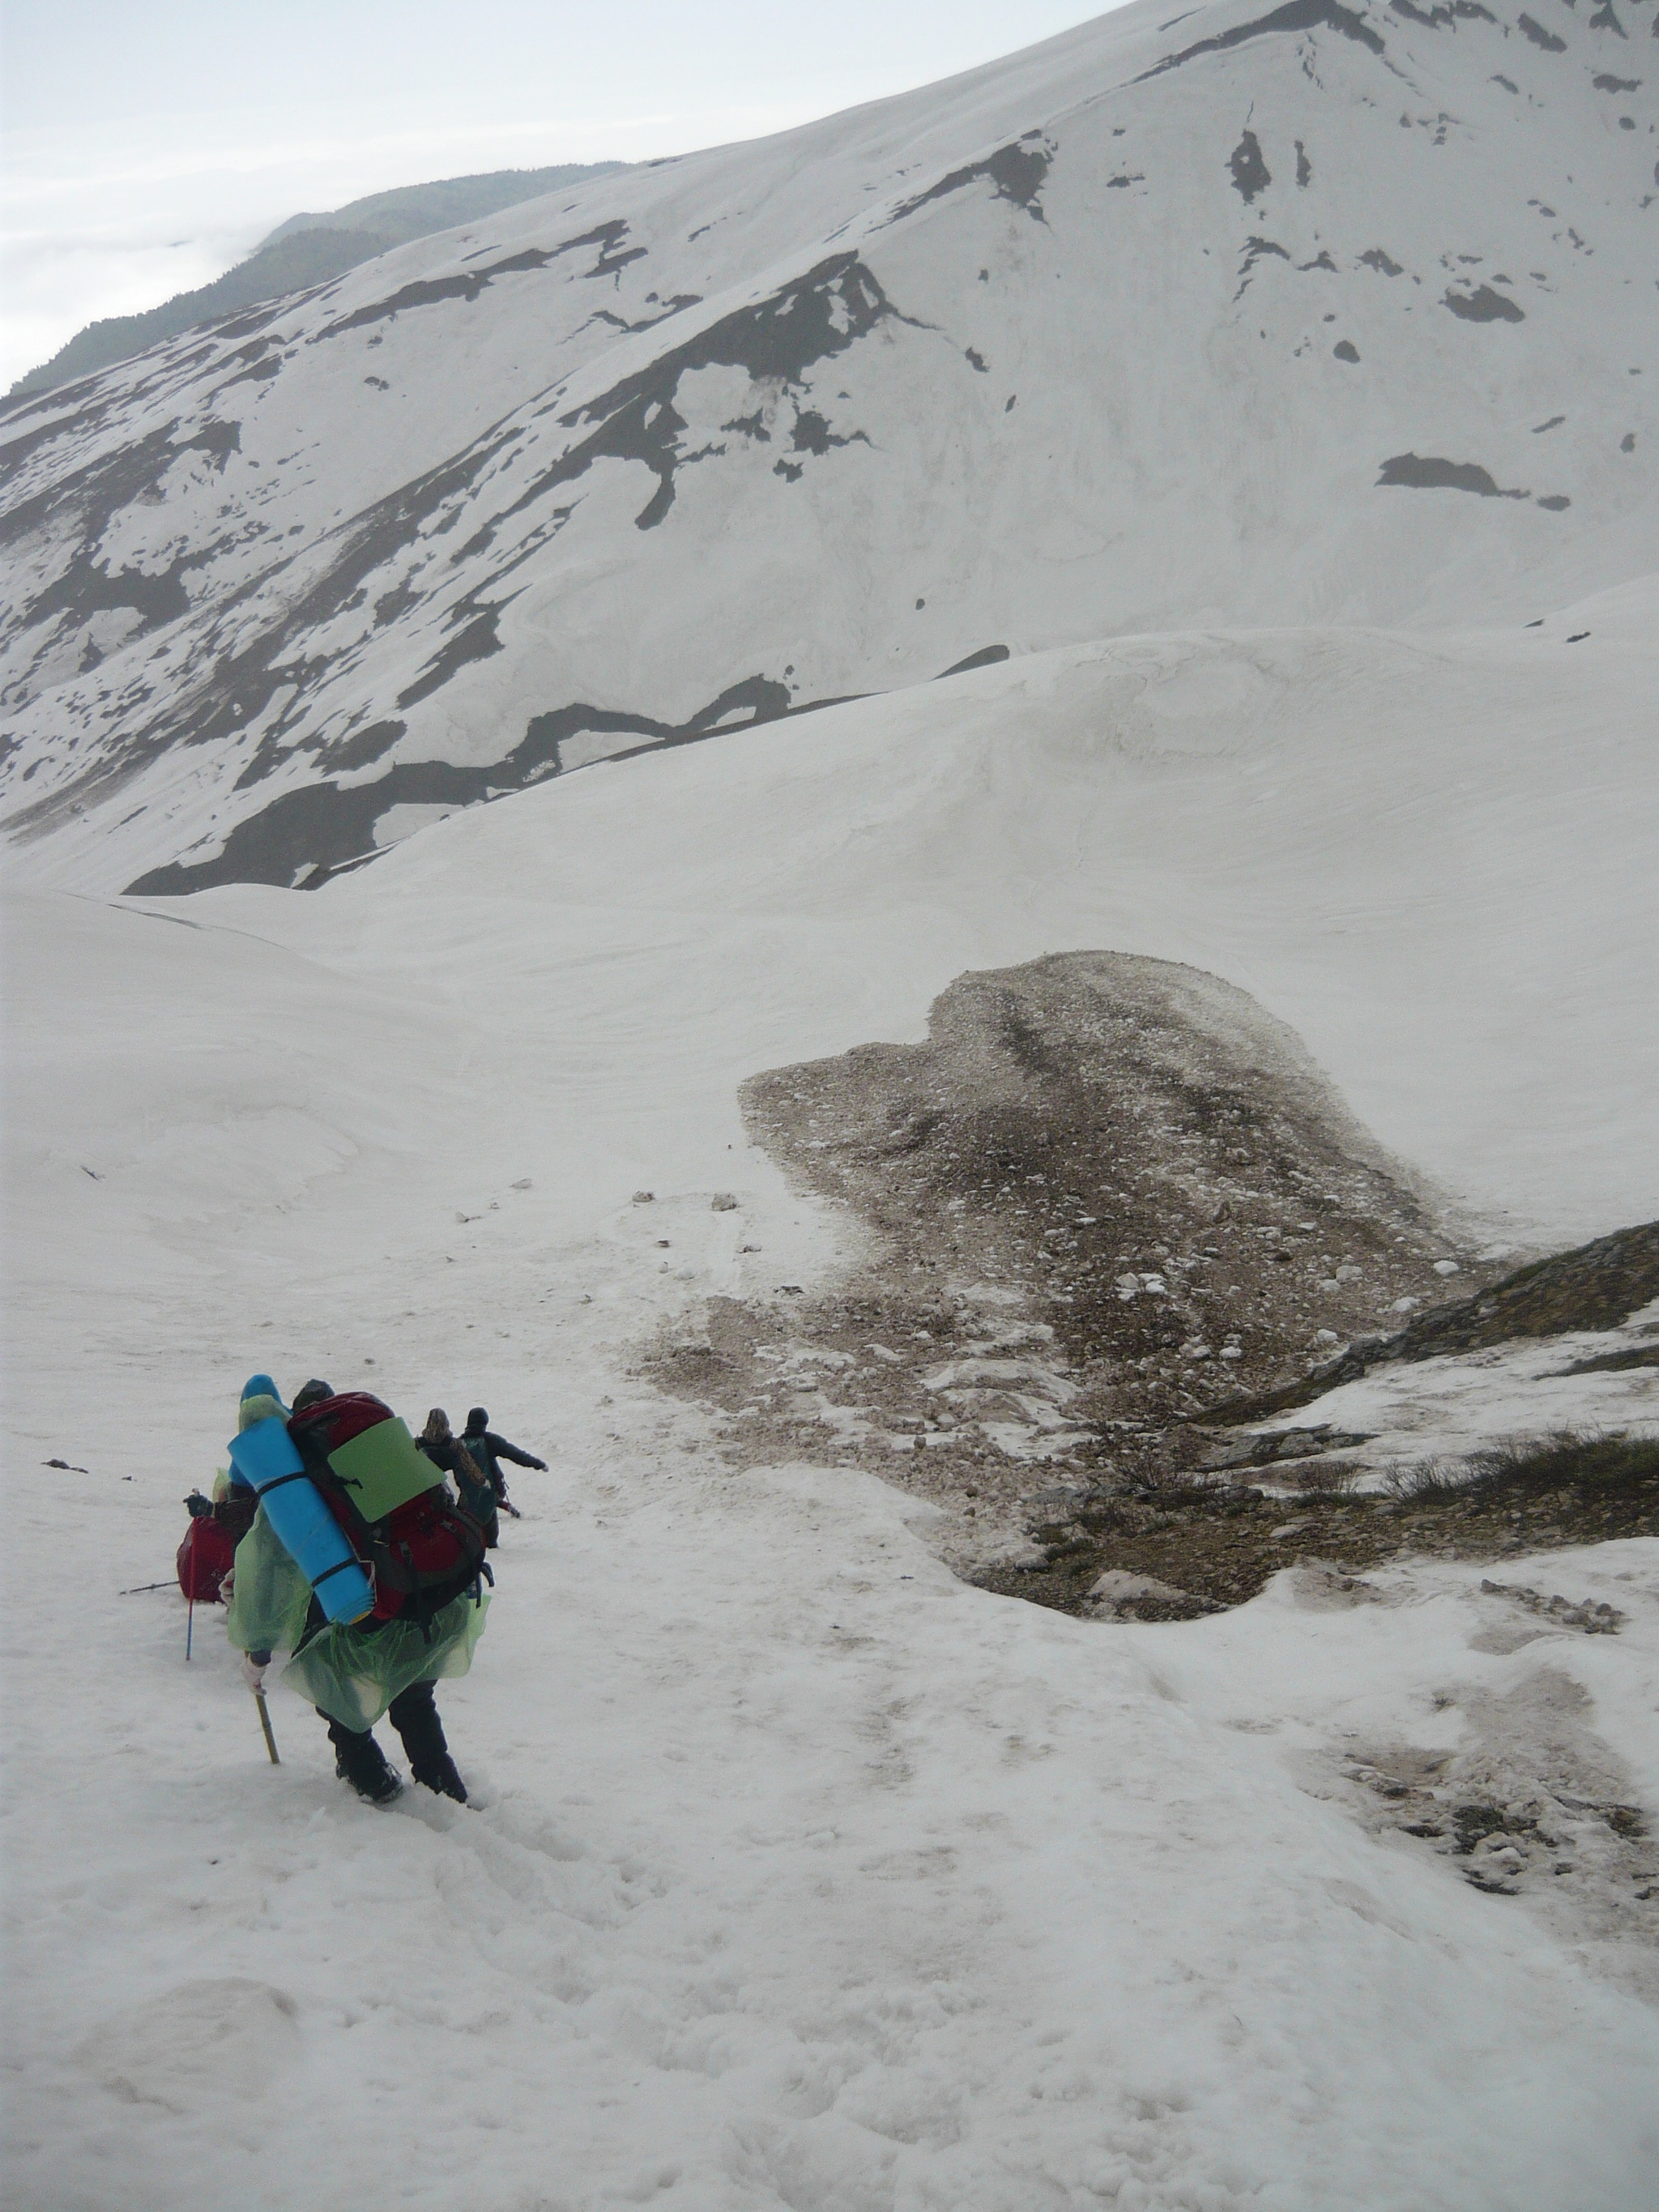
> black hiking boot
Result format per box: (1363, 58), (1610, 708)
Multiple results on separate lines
(412, 1752), (468, 1804)
(387, 1680), (468, 1804)
(325, 1717), (403, 1804)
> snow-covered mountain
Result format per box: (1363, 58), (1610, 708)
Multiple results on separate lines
(2, 0), (1653, 894)
(6, 11), (1659, 2201)
(6, 575), (1657, 2209)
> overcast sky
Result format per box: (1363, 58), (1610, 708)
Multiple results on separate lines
(1, 1), (1111, 391)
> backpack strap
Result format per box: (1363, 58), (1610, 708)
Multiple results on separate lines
(309, 1555), (367, 1591)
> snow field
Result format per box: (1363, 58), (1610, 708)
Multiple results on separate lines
(8, 1442), (1659, 2210)
(4, 590), (1657, 2206)
(267, 591), (1659, 1245)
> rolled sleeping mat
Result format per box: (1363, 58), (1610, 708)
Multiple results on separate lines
(226, 1416), (374, 1625)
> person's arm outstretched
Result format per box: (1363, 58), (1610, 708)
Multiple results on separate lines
(488, 1432), (548, 1471)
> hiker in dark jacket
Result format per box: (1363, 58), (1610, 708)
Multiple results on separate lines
(419, 1407), (498, 1549)
(460, 1408), (547, 1517)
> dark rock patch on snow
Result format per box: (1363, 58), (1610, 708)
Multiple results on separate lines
(313, 229), (642, 341)
(7, 417), (241, 635)
(0, 391), (122, 474)
(1229, 130), (1273, 203)
(1140, 0), (1386, 82)
(1377, 452), (1529, 496)
(789, 408), (871, 456)
(936, 644), (1012, 678)
(889, 141), (1052, 226)
(1390, 0), (1496, 23)
(2, 416), (240, 556)
(23, 552), (193, 636)
(394, 600), (505, 711)
(505, 254), (899, 532)
(1516, 12), (1568, 49)
(123, 672), (806, 893)
(1444, 284), (1526, 322)
(313, 718), (406, 771)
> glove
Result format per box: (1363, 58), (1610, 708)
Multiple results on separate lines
(240, 1651), (269, 1696)
(531, 1457), (548, 1471)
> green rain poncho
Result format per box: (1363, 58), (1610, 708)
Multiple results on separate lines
(223, 1389), (488, 1730)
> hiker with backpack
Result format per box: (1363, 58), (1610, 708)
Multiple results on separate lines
(225, 1376), (491, 1806)
(176, 1445), (267, 1605)
(459, 1407), (547, 1522)
(418, 1407), (499, 1548)
(177, 1488), (237, 1605)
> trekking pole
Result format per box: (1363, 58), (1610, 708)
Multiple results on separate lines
(182, 1517), (203, 1658)
(255, 1692), (279, 1765)
(120, 1579), (176, 1595)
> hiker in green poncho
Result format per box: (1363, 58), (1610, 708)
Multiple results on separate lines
(226, 1377), (491, 1806)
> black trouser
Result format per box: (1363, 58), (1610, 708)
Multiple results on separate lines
(318, 1678), (450, 1776)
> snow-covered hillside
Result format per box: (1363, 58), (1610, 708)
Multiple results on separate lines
(4, 559), (1658, 2206)
(4, 7), (1657, 2203)
(2, 0), (1654, 893)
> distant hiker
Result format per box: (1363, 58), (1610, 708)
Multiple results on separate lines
(225, 1376), (490, 1807)
(177, 1437), (267, 1603)
(459, 1407), (547, 1520)
(177, 1490), (237, 1604)
(418, 1407), (498, 1548)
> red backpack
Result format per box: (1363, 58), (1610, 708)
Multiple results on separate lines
(177, 1514), (237, 1603)
(287, 1392), (492, 1635)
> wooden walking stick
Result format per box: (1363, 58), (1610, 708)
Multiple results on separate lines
(255, 1691), (279, 1765)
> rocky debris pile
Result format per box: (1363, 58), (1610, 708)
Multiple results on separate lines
(976, 1430), (1659, 1618)
(649, 957), (1656, 1620)
(651, 953), (1496, 1569)
(739, 953), (1486, 1424)
(1478, 1578), (1624, 1636)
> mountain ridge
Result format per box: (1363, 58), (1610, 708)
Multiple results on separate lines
(1, 0), (1653, 895)
(8, 163), (626, 402)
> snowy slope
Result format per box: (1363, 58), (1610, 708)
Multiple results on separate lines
(2, 0), (1655, 893)
(3, 7), (1657, 2201)
(3, 564), (1657, 2207)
